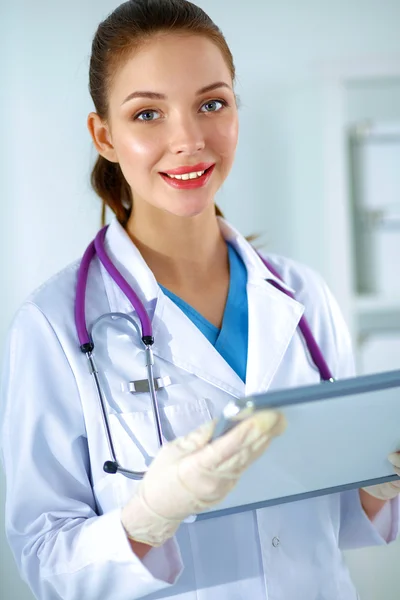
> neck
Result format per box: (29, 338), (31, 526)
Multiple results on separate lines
(125, 203), (228, 289)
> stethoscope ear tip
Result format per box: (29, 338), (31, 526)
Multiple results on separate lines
(103, 460), (118, 474)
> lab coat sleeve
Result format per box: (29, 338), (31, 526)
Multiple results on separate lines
(0, 302), (183, 600)
(339, 490), (399, 549)
(317, 282), (400, 549)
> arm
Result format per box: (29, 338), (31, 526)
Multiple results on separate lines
(0, 302), (182, 600)
(318, 282), (400, 547)
(129, 539), (153, 559)
(1, 301), (285, 598)
(359, 490), (387, 521)
(259, 255), (400, 547)
(359, 451), (400, 539)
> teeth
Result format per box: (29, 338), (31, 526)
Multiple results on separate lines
(167, 170), (206, 180)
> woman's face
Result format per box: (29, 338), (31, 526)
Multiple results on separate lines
(98, 34), (238, 219)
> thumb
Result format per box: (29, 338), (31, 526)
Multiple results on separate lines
(197, 411), (282, 471)
(388, 451), (400, 476)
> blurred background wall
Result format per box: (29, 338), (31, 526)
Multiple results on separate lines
(1, 1), (400, 598)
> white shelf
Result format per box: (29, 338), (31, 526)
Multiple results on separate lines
(352, 294), (400, 336)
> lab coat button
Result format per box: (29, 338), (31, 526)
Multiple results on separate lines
(272, 536), (280, 547)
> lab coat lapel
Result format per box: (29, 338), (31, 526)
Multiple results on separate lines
(100, 219), (245, 397)
(150, 264), (305, 399)
(245, 279), (304, 396)
(215, 218), (306, 396)
(151, 292), (245, 397)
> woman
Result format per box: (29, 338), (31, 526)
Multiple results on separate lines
(1, 1), (399, 599)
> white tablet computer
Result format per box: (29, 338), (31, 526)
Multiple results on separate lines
(198, 370), (400, 520)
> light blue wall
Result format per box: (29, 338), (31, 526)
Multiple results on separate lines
(346, 78), (400, 123)
(1, 1), (400, 599)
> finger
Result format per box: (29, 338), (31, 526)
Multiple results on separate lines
(149, 421), (216, 470)
(388, 451), (400, 477)
(213, 413), (287, 475)
(388, 450), (400, 469)
(172, 420), (216, 455)
(198, 410), (283, 471)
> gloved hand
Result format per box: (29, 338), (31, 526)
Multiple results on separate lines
(362, 451), (400, 501)
(121, 410), (285, 547)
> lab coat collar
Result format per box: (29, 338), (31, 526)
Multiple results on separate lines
(102, 217), (161, 314)
(100, 217), (304, 396)
(217, 218), (296, 294)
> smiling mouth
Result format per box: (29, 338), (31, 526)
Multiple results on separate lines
(159, 165), (215, 188)
(161, 165), (214, 180)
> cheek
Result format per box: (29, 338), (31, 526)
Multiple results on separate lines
(211, 119), (238, 162)
(121, 139), (154, 161)
(115, 133), (162, 193)
(117, 129), (161, 170)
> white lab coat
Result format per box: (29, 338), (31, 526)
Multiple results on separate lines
(1, 218), (398, 600)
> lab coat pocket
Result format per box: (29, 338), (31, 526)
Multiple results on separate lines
(108, 397), (213, 475)
(98, 397), (213, 509)
(162, 396), (214, 440)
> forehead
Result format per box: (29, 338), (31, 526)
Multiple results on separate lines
(109, 34), (232, 103)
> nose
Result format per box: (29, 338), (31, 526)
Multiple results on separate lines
(168, 114), (205, 156)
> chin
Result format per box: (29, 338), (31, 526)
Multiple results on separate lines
(161, 196), (214, 219)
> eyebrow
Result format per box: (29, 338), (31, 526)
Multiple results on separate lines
(121, 81), (232, 105)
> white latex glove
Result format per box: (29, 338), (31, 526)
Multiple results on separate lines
(121, 410), (285, 547)
(362, 451), (400, 501)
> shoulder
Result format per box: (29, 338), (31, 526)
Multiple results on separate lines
(4, 261), (82, 364)
(8, 257), (106, 352)
(26, 259), (81, 316)
(260, 252), (332, 310)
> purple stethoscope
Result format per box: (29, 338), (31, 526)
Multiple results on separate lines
(75, 225), (334, 480)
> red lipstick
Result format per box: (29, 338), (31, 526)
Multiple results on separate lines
(162, 162), (214, 175)
(160, 163), (215, 190)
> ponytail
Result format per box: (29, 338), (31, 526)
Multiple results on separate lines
(91, 156), (132, 227)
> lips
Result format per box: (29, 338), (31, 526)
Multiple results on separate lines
(159, 164), (215, 189)
(161, 162), (214, 176)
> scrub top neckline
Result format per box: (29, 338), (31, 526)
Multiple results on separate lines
(159, 243), (249, 382)
(159, 243), (243, 341)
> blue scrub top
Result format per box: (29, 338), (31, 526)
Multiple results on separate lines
(160, 243), (249, 382)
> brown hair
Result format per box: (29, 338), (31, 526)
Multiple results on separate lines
(88, 0), (235, 226)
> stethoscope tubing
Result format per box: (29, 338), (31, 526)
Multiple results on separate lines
(265, 262), (334, 383)
(94, 226), (153, 342)
(145, 345), (164, 448)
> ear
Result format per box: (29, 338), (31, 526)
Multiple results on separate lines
(87, 112), (118, 163)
